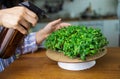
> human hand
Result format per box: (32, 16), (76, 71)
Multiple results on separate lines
(36, 19), (71, 44)
(0, 6), (38, 34)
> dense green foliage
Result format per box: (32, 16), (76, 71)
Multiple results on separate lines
(44, 25), (108, 60)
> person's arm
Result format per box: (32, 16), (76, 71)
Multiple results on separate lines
(0, 6), (38, 72)
(0, 55), (16, 72)
(19, 19), (71, 54)
(20, 32), (38, 54)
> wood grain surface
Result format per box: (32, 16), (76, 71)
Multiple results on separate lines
(0, 47), (120, 79)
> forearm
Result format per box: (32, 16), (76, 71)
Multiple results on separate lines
(20, 32), (39, 54)
(36, 29), (48, 45)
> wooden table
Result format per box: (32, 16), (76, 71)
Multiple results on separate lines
(0, 47), (120, 79)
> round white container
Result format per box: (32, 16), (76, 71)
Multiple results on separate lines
(58, 60), (96, 71)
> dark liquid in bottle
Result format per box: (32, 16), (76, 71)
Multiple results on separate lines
(0, 28), (24, 59)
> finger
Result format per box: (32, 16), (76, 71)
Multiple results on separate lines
(25, 8), (38, 26)
(55, 23), (71, 30)
(23, 13), (38, 26)
(19, 19), (32, 30)
(49, 18), (62, 26)
(59, 23), (71, 28)
(15, 24), (28, 34)
(25, 8), (38, 19)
